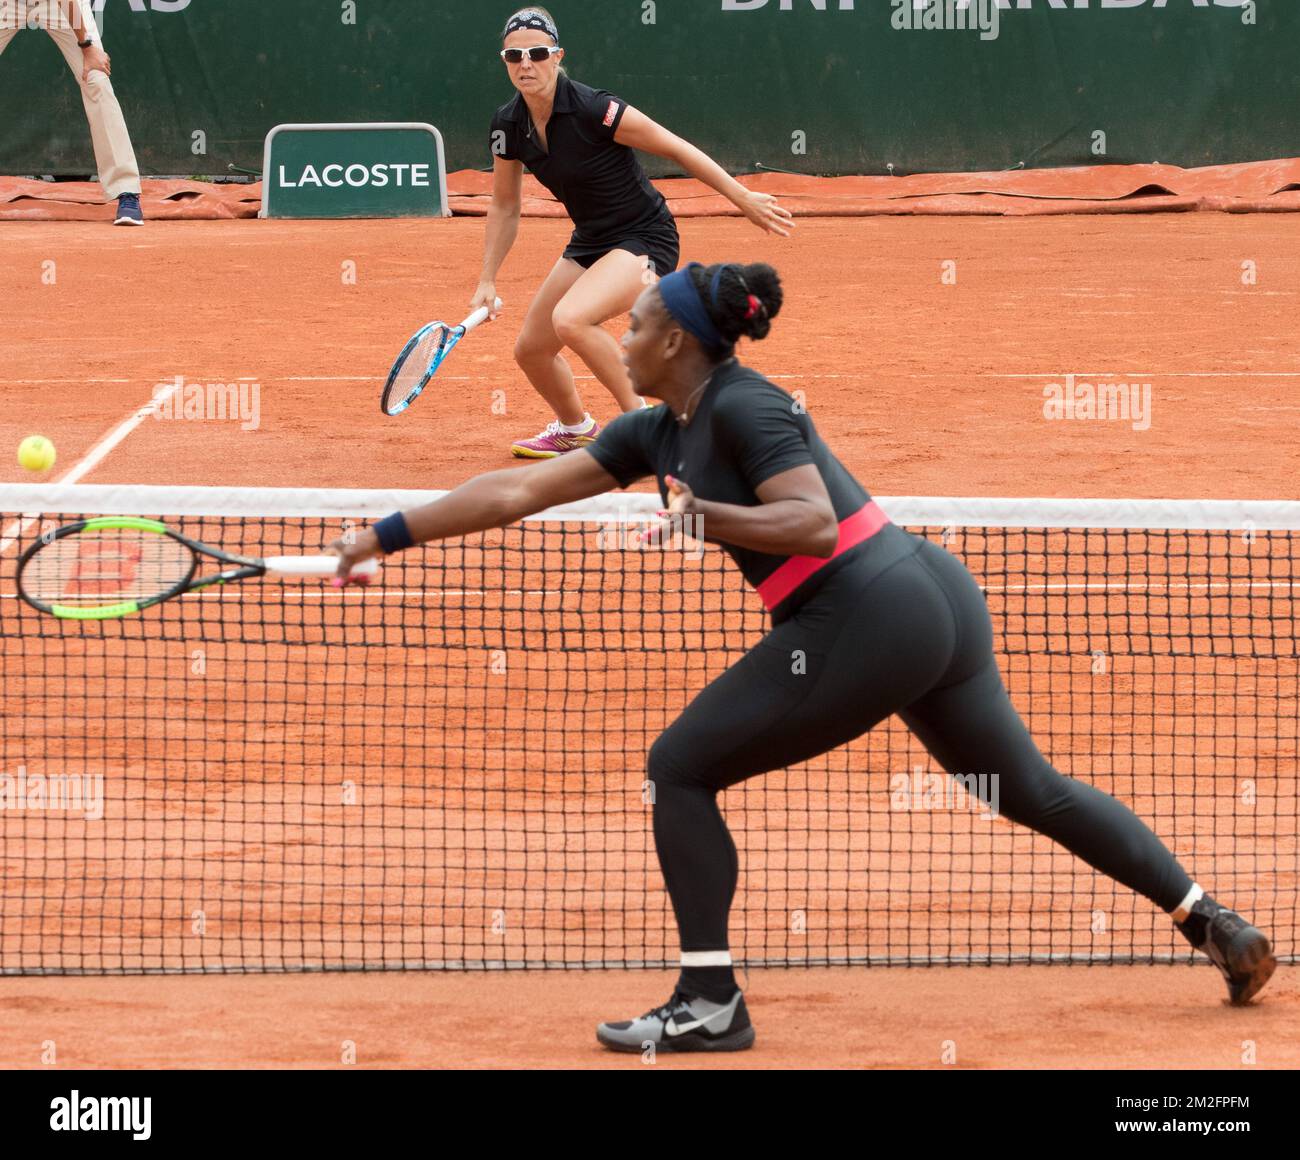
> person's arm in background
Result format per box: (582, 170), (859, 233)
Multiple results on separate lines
(469, 157), (524, 319)
(62, 0), (111, 80)
(614, 108), (794, 237)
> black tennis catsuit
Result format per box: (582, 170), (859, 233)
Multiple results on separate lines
(586, 361), (1194, 960)
(490, 73), (680, 275)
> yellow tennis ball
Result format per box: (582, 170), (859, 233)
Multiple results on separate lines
(18, 435), (57, 472)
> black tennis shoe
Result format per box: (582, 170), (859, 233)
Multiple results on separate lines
(1176, 897), (1277, 1005)
(596, 988), (755, 1053)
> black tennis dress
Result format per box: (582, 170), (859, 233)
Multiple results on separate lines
(490, 73), (680, 276)
(586, 360), (1195, 972)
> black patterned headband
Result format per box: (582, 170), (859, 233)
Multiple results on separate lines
(504, 9), (560, 44)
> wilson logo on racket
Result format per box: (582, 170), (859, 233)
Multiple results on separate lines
(17, 517), (378, 621)
(381, 298), (503, 417)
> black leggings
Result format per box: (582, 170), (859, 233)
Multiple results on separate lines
(649, 530), (1194, 953)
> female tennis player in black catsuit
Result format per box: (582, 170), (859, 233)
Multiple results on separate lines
(334, 261), (1277, 1054)
(473, 7), (792, 460)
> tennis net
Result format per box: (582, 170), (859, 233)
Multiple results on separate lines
(1, 484), (1296, 974)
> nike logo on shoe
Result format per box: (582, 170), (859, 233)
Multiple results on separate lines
(665, 995), (739, 1037)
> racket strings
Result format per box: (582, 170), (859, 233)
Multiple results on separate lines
(22, 530), (195, 607)
(391, 324), (451, 400)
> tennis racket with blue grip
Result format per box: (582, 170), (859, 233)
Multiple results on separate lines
(380, 298), (503, 417)
(16, 517), (379, 620)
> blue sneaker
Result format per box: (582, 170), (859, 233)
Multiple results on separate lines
(114, 193), (144, 227)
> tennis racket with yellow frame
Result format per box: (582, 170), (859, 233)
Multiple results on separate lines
(17, 517), (378, 620)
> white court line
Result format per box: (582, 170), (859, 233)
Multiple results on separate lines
(4, 371), (1300, 385)
(990, 372), (1300, 380)
(287, 579), (1298, 599)
(982, 580), (1298, 595)
(0, 381), (184, 555)
(4, 580), (1293, 604)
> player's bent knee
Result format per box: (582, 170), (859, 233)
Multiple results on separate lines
(550, 307), (590, 347)
(513, 334), (560, 368)
(646, 733), (694, 793)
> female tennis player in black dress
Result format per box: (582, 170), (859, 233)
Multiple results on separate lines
(473, 7), (792, 460)
(334, 261), (1277, 1054)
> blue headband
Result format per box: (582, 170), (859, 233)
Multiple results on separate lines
(504, 9), (559, 43)
(658, 263), (728, 353)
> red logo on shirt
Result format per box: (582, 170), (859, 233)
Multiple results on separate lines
(603, 100), (620, 127)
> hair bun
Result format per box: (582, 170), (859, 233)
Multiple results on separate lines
(691, 261), (784, 348)
(737, 263), (782, 340)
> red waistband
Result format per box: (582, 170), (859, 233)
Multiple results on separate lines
(755, 499), (890, 611)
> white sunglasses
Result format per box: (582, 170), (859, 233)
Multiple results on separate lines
(500, 46), (562, 64)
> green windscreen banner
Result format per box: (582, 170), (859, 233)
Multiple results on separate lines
(0, 1), (1294, 179)
(260, 124), (450, 219)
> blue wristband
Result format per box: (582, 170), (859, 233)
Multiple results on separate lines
(373, 512), (415, 554)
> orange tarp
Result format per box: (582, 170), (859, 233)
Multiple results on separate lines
(0, 177), (261, 221)
(446, 157), (1300, 218)
(3, 158), (1299, 222)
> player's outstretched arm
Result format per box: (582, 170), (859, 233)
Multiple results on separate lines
(330, 451), (618, 576)
(614, 108), (794, 238)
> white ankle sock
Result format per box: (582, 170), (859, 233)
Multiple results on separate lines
(680, 950), (733, 967)
(1171, 883), (1204, 923)
(560, 415), (594, 435)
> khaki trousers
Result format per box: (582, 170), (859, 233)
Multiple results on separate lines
(0, 0), (143, 197)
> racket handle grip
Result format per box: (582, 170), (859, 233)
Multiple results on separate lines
(265, 556), (381, 578)
(462, 297), (503, 332)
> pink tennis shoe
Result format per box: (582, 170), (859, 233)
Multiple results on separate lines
(510, 418), (602, 459)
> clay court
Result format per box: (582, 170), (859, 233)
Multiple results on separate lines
(0, 208), (1296, 1068)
